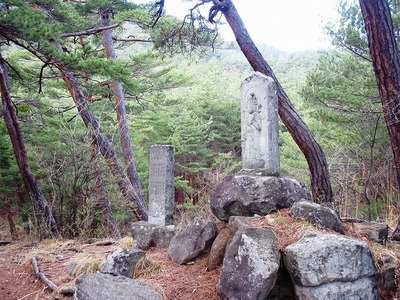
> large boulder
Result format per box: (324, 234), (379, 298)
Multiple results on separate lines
(217, 227), (280, 300)
(295, 277), (380, 300)
(74, 273), (161, 300)
(290, 200), (343, 233)
(210, 174), (310, 221)
(283, 231), (379, 299)
(100, 248), (145, 277)
(131, 221), (174, 250)
(168, 217), (216, 264)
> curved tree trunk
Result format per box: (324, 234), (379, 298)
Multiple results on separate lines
(101, 9), (145, 205)
(0, 53), (60, 238)
(60, 70), (148, 221)
(216, 0), (333, 203)
(359, 0), (400, 236)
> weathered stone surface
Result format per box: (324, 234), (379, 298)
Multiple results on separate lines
(375, 254), (398, 299)
(74, 273), (161, 300)
(290, 200), (343, 233)
(168, 217), (216, 264)
(131, 221), (174, 250)
(217, 227), (280, 300)
(352, 221), (388, 243)
(100, 248), (145, 278)
(228, 216), (254, 234)
(241, 72), (279, 175)
(207, 227), (231, 271)
(295, 277), (380, 300)
(148, 145), (175, 226)
(283, 231), (376, 287)
(210, 174), (310, 221)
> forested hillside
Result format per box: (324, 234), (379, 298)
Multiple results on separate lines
(0, 0), (398, 239)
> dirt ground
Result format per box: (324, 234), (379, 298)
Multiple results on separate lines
(0, 210), (399, 300)
(0, 238), (221, 300)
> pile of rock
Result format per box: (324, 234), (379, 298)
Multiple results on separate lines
(73, 173), (396, 299)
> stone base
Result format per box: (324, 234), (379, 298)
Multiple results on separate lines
(210, 174), (310, 221)
(131, 221), (175, 250)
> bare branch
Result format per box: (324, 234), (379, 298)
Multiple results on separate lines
(32, 255), (58, 292)
(112, 37), (152, 43)
(60, 24), (119, 38)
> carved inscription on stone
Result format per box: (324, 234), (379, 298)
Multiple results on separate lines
(148, 145), (175, 226)
(240, 72), (280, 175)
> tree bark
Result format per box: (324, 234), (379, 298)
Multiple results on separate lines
(91, 143), (121, 239)
(4, 202), (17, 239)
(60, 70), (148, 221)
(0, 53), (60, 238)
(216, 0), (333, 203)
(359, 0), (400, 236)
(101, 9), (145, 205)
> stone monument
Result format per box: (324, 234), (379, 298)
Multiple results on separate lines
(148, 145), (175, 226)
(240, 72), (279, 176)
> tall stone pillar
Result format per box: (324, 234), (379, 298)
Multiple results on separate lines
(240, 72), (280, 176)
(148, 145), (175, 226)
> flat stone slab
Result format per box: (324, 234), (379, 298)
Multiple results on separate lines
(74, 273), (161, 300)
(295, 277), (380, 300)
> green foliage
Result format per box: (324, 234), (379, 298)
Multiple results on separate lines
(301, 0), (400, 221)
(7, 0), (394, 237)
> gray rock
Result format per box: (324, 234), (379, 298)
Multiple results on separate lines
(283, 231), (376, 287)
(290, 200), (343, 233)
(131, 221), (174, 250)
(168, 217), (216, 264)
(228, 215), (254, 234)
(217, 227), (280, 300)
(295, 277), (380, 300)
(352, 221), (388, 243)
(375, 254), (398, 298)
(74, 273), (161, 300)
(100, 248), (145, 277)
(210, 174), (310, 221)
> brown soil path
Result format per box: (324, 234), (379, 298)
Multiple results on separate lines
(0, 240), (221, 300)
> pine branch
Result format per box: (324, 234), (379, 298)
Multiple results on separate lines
(60, 24), (119, 38)
(112, 37), (152, 43)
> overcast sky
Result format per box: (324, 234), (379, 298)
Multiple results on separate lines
(132, 0), (341, 52)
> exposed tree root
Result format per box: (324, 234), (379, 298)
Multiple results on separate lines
(32, 255), (76, 296)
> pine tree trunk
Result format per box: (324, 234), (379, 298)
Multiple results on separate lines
(359, 0), (400, 237)
(91, 143), (121, 239)
(4, 202), (17, 239)
(101, 9), (145, 205)
(217, 0), (333, 203)
(60, 70), (148, 221)
(0, 53), (60, 238)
